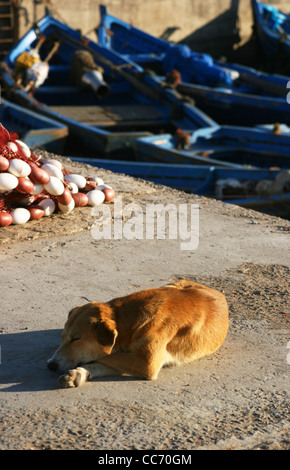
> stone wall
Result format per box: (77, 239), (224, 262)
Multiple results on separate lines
(18, 0), (290, 59)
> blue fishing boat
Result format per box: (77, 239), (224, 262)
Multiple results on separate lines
(0, 98), (68, 152)
(98, 5), (290, 126)
(69, 156), (290, 213)
(1, 15), (215, 156)
(98, 6), (234, 87)
(252, 0), (290, 68)
(133, 124), (290, 169)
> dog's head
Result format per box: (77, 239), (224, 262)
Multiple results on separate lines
(47, 302), (117, 372)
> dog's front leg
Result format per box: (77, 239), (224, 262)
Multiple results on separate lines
(98, 350), (162, 380)
(58, 367), (90, 388)
(58, 363), (120, 388)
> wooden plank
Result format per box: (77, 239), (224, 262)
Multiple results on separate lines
(49, 104), (166, 128)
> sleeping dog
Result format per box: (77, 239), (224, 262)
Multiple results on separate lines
(47, 280), (229, 388)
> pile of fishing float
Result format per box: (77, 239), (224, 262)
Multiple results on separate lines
(0, 124), (115, 227)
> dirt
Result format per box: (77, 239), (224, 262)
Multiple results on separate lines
(1, 151), (289, 248)
(0, 152), (289, 451)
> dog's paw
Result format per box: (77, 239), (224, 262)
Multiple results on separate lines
(58, 367), (90, 388)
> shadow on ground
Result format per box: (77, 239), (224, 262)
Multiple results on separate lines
(0, 329), (63, 392)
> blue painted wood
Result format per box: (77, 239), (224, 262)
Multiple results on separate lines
(98, 4), (290, 126)
(133, 125), (290, 169)
(0, 99), (68, 152)
(251, 0), (290, 64)
(1, 15), (215, 155)
(69, 156), (290, 210)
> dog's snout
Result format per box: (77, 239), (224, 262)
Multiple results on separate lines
(47, 358), (59, 371)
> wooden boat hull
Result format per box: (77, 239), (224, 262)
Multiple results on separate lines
(1, 16), (215, 156)
(133, 125), (290, 169)
(98, 4), (290, 125)
(252, 0), (290, 69)
(176, 80), (290, 126)
(0, 99), (68, 152)
(68, 156), (290, 215)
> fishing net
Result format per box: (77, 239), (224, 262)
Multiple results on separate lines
(0, 122), (115, 226)
(0, 122), (58, 213)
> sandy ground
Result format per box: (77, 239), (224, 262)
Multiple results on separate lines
(0, 153), (289, 451)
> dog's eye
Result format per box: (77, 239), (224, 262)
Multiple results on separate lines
(70, 337), (80, 343)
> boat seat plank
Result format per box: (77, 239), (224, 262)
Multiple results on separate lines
(49, 105), (166, 127)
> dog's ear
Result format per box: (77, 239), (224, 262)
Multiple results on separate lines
(68, 307), (78, 318)
(93, 320), (117, 354)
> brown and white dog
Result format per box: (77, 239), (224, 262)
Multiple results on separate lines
(47, 280), (229, 388)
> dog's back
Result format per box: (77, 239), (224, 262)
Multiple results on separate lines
(108, 280), (229, 367)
